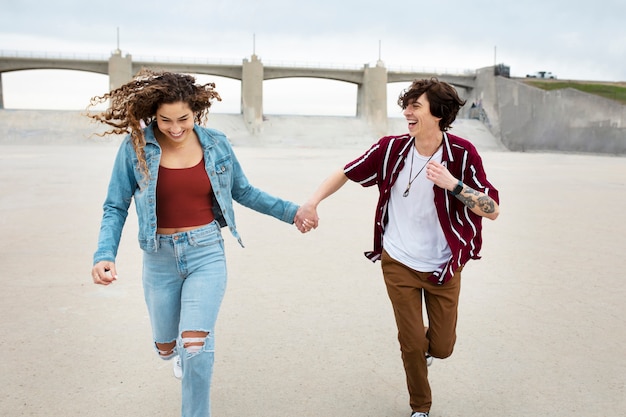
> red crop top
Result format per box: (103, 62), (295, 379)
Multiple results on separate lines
(156, 159), (215, 228)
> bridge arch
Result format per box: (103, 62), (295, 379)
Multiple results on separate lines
(184, 74), (242, 114)
(2, 69), (108, 110)
(0, 59), (107, 76)
(386, 81), (412, 118)
(263, 77), (357, 116)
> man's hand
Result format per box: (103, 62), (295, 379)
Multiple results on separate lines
(294, 203), (319, 233)
(426, 160), (457, 191)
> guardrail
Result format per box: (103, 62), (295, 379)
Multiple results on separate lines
(0, 50), (110, 61)
(0, 50), (474, 76)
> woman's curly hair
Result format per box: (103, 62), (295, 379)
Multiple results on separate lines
(397, 78), (466, 131)
(87, 68), (221, 182)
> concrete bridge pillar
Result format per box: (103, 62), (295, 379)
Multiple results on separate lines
(0, 73), (3, 109)
(357, 60), (388, 136)
(241, 55), (263, 134)
(108, 50), (133, 91)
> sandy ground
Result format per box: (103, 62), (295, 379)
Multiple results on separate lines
(0, 114), (624, 417)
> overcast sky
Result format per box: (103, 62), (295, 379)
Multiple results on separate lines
(1, 0), (624, 115)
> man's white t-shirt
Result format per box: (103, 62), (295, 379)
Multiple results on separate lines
(383, 145), (451, 272)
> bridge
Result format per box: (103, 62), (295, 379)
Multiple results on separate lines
(0, 50), (476, 134)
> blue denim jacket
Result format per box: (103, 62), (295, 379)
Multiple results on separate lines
(93, 123), (299, 264)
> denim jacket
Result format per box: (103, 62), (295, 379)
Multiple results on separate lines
(93, 123), (299, 264)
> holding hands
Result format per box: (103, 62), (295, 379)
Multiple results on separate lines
(293, 168), (349, 234)
(294, 203), (319, 233)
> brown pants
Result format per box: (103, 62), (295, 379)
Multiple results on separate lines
(381, 250), (462, 413)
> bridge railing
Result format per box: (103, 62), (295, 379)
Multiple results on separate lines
(388, 65), (476, 76)
(0, 49), (109, 61)
(0, 50), (475, 76)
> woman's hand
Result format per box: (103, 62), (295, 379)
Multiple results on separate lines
(294, 203), (319, 233)
(92, 261), (118, 285)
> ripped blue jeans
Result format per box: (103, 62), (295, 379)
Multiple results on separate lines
(142, 222), (227, 417)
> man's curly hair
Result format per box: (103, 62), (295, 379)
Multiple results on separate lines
(397, 78), (466, 131)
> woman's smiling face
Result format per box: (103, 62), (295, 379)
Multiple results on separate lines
(155, 101), (195, 144)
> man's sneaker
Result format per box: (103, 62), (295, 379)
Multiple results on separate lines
(425, 353), (433, 367)
(173, 355), (182, 379)
(411, 412), (429, 417)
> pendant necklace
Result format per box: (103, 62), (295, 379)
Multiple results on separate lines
(402, 144), (440, 197)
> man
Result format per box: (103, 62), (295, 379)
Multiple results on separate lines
(295, 78), (500, 417)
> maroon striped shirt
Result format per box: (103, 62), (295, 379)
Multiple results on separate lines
(343, 132), (499, 285)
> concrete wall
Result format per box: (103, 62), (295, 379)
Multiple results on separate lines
(470, 67), (626, 154)
(241, 55), (264, 134)
(0, 109), (502, 152)
(108, 50), (133, 91)
(357, 61), (388, 137)
(466, 67), (501, 137)
(497, 79), (626, 153)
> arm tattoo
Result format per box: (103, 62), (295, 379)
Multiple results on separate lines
(477, 195), (496, 213)
(457, 193), (476, 208)
(456, 185), (495, 213)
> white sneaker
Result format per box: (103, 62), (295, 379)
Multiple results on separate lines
(173, 355), (182, 379)
(411, 412), (429, 417)
(425, 353), (433, 367)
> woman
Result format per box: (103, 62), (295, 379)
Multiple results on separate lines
(89, 69), (308, 417)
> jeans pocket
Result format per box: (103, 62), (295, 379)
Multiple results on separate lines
(189, 228), (222, 247)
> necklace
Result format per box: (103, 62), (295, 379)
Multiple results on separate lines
(402, 144), (440, 197)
